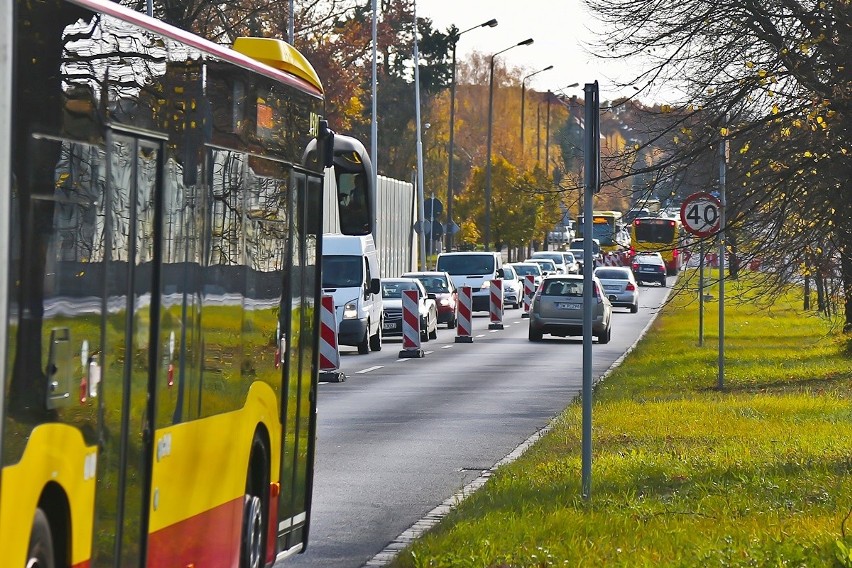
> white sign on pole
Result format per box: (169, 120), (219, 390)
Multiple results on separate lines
(680, 192), (722, 237)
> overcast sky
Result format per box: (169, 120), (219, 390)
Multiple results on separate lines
(414, 0), (675, 103)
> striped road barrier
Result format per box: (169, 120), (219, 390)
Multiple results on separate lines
(319, 294), (346, 382)
(488, 279), (504, 330)
(398, 289), (424, 358)
(522, 274), (535, 318)
(455, 285), (473, 343)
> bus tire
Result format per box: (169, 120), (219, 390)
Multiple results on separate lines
(28, 508), (55, 568)
(241, 437), (268, 568)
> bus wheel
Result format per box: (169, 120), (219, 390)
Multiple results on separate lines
(27, 508), (55, 568)
(241, 437), (268, 568)
(241, 494), (263, 568)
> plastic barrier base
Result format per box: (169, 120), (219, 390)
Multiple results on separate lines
(398, 348), (425, 358)
(488, 322), (504, 330)
(320, 370), (347, 383)
(454, 335), (473, 343)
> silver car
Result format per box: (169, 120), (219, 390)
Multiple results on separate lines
(528, 275), (612, 343)
(594, 266), (639, 313)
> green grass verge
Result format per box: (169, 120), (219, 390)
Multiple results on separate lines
(391, 270), (852, 567)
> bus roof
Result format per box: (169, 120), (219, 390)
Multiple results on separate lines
(68, 0), (324, 98)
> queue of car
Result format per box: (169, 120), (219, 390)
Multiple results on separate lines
(325, 246), (674, 354)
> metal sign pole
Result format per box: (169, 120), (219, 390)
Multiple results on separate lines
(718, 136), (727, 389)
(699, 240), (704, 346)
(581, 81), (599, 501)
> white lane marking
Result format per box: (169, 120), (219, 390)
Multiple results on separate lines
(475, 334), (485, 338)
(424, 350), (434, 355)
(441, 345), (453, 349)
(356, 366), (384, 374)
(396, 358), (410, 362)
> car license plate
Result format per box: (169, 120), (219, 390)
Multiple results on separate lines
(383, 322), (397, 330)
(556, 302), (580, 309)
(641, 267), (654, 272)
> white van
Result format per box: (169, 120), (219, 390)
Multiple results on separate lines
(434, 251), (503, 312)
(321, 234), (383, 353)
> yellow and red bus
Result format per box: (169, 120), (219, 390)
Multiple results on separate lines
(630, 217), (684, 275)
(578, 210), (626, 254)
(1, 0), (367, 565)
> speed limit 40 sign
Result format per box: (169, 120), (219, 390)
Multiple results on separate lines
(680, 192), (722, 237)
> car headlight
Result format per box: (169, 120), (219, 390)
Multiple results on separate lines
(440, 298), (451, 306)
(480, 282), (491, 290)
(342, 300), (358, 319)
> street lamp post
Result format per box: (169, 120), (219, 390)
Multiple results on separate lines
(521, 65), (552, 156)
(446, 18), (497, 251)
(545, 89), (552, 178)
(485, 37), (533, 251)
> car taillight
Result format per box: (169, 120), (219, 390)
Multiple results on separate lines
(672, 248), (679, 258)
(626, 282), (636, 291)
(632, 262), (639, 271)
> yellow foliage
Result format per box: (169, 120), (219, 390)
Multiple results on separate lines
(746, 61), (754, 68)
(739, 142), (750, 154)
(771, 105), (779, 115)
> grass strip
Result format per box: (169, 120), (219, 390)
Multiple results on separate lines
(391, 270), (852, 567)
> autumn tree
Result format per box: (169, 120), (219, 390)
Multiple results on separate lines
(453, 157), (561, 252)
(587, 0), (852, 330)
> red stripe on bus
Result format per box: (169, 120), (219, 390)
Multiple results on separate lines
(147, 496), (243, 567)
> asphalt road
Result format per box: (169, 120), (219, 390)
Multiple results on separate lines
(285, 278), (672, 568)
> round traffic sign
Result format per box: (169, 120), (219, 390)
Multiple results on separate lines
(680, 192), (722, 237)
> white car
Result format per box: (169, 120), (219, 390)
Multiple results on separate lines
(500, 264), (523, 309)
(525, 258), (557, 276)
(529, 251), (568, 274)
(508, 262), (544, 291)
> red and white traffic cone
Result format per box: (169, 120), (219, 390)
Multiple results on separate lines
(398, 289), (424, 358)
(488, 279), (504, 330)
(319, 294), (346, 382)
(455, 285), (473, 343)
(522, 274), (535, 319)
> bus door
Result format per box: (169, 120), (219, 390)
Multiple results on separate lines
(92, 131), (163, 567)
(277, 168), (322, 554)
